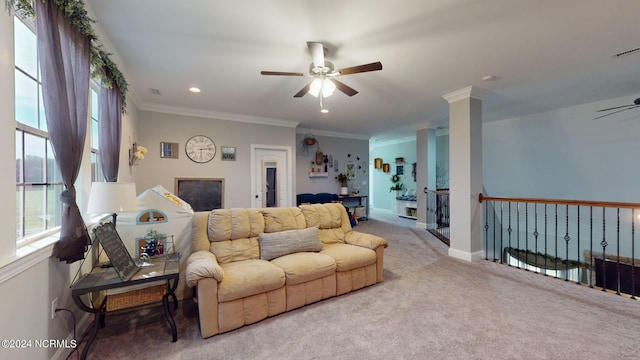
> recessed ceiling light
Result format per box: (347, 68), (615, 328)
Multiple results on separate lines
(189, 87), (201, 93)
(320, 108), (329, 114)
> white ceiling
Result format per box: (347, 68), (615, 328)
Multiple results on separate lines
(85, 0), (640, 141)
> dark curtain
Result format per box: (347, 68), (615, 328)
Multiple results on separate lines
(35, 0), (91, 263)
(99, 82), (122, 182)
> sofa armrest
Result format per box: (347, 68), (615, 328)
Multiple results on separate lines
(344, 231), (388, 250)
(186, 251), (224, 287)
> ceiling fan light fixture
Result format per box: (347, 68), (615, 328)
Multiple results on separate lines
(320, 108), (329, 114)
(309, 78), (336, 98)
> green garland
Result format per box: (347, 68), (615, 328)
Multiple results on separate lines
(6, 0), (128, 113)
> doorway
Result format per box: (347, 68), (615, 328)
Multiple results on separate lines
(250, 145), (293, 208)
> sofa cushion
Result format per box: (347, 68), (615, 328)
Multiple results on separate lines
(262, 207), (306, 233)
(208, 208), (264, 241)
(208, 208), (264, 264)
(299, 203), (352, 245)
(320, 243), (377, 272)
(270, 252), (336, 285)
(218, 259), (285, 302)
(259, 227), (322, 261)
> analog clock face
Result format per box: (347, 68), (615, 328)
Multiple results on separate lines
(185, 135), (216, 163)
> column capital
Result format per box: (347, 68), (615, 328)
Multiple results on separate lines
(442, 86), (490, 103)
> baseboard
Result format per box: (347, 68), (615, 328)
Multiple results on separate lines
(415, 221), (426, 228)
(448, 247), (484, 262)
(51, 312), (91, 360)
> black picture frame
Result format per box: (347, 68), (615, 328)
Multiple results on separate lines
(93, 222), (139, 281)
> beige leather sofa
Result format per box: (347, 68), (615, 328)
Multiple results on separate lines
(185, 203), (388, 338)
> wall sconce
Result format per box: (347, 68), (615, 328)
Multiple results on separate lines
(129, 143), (147, 166)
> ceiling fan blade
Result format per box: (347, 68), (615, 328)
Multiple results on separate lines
(331, 79), (358, 97)
(261, 71), (304, 76)
(294, 82), (312, 98)
(307, 42), (325, 69)
(593, 105), (639, 120)
(596, 104), (635, 112)
(338, 61), (383, 75)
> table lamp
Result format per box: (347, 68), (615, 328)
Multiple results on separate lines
(86, 182), (138, 227)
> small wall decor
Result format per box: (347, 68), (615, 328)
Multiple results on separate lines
(315, 148), (324, 165)
(346, 162), (356, 179)
(396, 164), (404, 175)
(382, 163), (390, 173)
(374, 158), (382, 169)
(221, 146), (236, 161)
(160, 142), (179, 159)
(129, 142), (147, 166)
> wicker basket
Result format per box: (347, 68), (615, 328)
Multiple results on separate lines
(106, 285), (165, 312)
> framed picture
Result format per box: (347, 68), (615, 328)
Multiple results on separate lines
(221, 146), (236, 161)
(175, 178), (224, 211)
(160, 142), (179, 159)
(346, 162), (356, 179)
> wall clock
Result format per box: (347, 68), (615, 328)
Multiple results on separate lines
(185, 135), (216, 163)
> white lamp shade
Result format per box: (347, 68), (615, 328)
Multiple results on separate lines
(86, 182), (138, 215)
(309, 78), (335, 98)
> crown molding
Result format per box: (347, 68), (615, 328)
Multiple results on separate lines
(442, 86), (490, 103)
(295, 128), (370, 140)
(138, 102), (299, 128)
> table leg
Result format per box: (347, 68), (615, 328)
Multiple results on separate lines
(162, 292), (177, 342)
(73, 295), (105, 360)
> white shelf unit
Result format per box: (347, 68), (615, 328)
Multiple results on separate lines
(395, 199), (417, 220)
(308, 172), (328, 178)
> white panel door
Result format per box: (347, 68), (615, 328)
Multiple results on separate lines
(250, 145), (292, 208)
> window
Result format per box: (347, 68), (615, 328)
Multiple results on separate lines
(14, 15), (63, 244)
(90, 86), (103, 182)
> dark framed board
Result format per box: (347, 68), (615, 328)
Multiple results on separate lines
(93, 222), (139, 281)
(174, 178), (224, 211)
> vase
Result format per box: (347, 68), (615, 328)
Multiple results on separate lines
(340, 186), (349, 195)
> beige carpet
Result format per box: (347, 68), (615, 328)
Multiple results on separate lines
(78, 210), (640, 360)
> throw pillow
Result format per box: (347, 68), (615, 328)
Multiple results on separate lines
(259, 227), (322, 260)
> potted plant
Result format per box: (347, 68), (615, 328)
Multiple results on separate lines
(335, 173), (349, 195)
(143, 229), (165, 256)
(303, 133), (317, 146)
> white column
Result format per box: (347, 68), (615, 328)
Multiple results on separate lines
(416, 127), (437, 228)
(442, 86), (488, 262)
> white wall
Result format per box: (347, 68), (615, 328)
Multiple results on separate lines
(370, 138), (417, 211)
(483, 94), (640, 202)
(135, 111), (297, 208)
(295, 132), (369, 196)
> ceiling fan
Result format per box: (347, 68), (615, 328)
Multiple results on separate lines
(594, 97), (640, 119)
(261, 41), (382, 103)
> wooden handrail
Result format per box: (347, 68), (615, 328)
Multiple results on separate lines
(479, 193), (640, 210)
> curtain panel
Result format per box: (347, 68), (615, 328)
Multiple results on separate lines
(99, 82), (122, 182)
(35, 0), (91, 263)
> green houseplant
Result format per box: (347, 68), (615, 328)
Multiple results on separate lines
(335, 173), (349, 195)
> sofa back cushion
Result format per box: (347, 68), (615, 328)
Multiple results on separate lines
(299, 203), (352, 245)
(258, 227), (322, 260)
(261, 207), (306, 233)
(208, 208), (264, 264)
